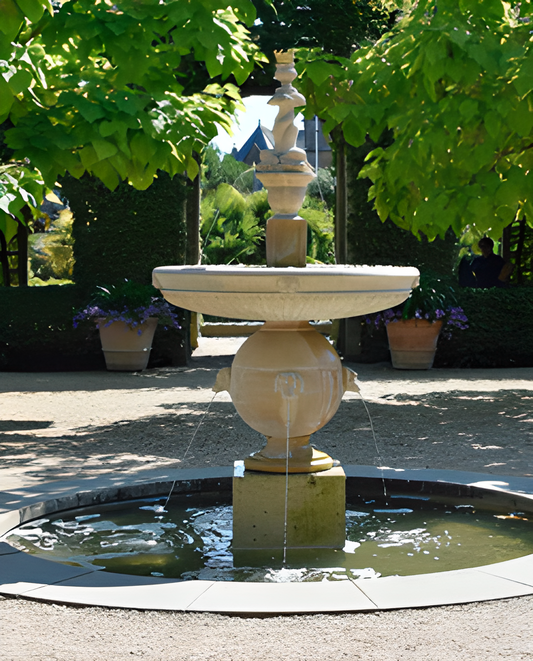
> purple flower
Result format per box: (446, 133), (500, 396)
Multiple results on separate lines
(365, 304), (468, 334)
(74, 295), (181, 331)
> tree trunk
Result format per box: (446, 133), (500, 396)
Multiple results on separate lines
(185, 154), (201, 265)
(333, 128), (347, 265)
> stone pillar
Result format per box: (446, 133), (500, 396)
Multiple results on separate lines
(232, 462), (346, 551)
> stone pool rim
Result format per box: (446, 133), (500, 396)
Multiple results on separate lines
(1, 465), (533, 616)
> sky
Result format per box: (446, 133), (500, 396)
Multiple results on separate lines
(211, 95), (304, 155)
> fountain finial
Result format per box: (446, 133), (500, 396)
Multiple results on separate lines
(256, 49), (315, 267)
(257, 50), (312, 172)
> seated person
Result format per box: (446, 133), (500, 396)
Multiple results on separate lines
(471, 237), (513, 288)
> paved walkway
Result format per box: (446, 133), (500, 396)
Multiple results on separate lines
(1, 337), (533, 659)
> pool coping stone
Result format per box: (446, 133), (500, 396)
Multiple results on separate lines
(1, 466), (532, 615)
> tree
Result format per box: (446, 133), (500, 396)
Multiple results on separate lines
(243, 0), (395, 94)
(296, 0), (533, 241)
(202, 146), (254, 195)
(200, 183), (266, 265)
(0, 0), (267, 242)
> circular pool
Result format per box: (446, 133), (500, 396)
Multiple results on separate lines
(1, 468), (533, 614)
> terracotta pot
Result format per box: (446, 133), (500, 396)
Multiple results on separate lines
(386, 319), (443, 370)
(98, 318), (158, 371)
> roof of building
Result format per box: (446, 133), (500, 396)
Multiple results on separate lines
(232, 121), (275, 165)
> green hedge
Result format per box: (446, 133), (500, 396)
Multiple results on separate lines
(0, 285), (188, 371)
(350, 286), (533, 368)
(1, 172), (189, 371)
(62, 172), (187, 293)
(346, 143), (459, 275)
(435, 287), (533, 368)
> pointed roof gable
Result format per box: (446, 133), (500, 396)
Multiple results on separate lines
(233, 121), (275, 165)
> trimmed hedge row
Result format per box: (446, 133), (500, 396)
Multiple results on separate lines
(351, 286), (533, 368)
(0, 285), (188, 371)
(62, 172), (187, 293)
(1, 173), (189, 371)
(435, 286), (533, 368)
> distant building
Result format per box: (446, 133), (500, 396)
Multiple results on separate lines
(232, 121), (275, 167)
(232, 117), (332, 184)
(301, 118), (332, 170)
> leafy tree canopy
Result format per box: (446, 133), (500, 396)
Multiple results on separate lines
(202, 146), (254, 195)
(0, 0), (266, 241)
(296, 0), (533, 241)
(244, 0), (395, 92)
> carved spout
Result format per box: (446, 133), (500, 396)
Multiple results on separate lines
(342, 366), (360, 394)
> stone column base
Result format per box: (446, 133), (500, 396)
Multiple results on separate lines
(232, 462), (346, 551)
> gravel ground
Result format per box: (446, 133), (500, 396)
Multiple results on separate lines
(1, 337), (532, 660)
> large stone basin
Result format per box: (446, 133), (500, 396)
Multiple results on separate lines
(152, 264), (420, 321)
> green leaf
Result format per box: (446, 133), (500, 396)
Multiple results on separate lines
(91, 158), (120, 191)
(60, 151), (85, 179)
(423, 56), (445, 85)
(0, 0), (23, 41)
(0, 76), (14, 118)
(467, 196), (494, 223)
(70, 95), (107, 124)
(448, 28), (469, 48)
(14, 0), (44, 23)
(343, 114), (367, 148)
(508, 102), (533, 138)
(128, 159), (154, 190)
(495, 204), (517, 224)
(374, 194), (390, 222)
(467, 44), (497, 72)
(79, 145), (99, 169)
(484, 110), (501, 139)
(109, 152), (129, 180)
(92, 138), (118, 161)
(423, 75), (437, 102)
(7, 68), (33, 94)
(459, 99), (478, 122)
(424, 38), (444, 66)
(512, 66), (533, 98)
(0, 212), (19, 243)
(99, 119), (130, 139)
(306, 59), (335, 87)
(130, 132), (157, 166)
(116, 92), (145, 116)
(495, 179), (522, 207)
(445, 56), (467, 83)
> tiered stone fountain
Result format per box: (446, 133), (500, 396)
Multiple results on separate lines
(2, 54), (533, 618)
(152, 50), (419, 555)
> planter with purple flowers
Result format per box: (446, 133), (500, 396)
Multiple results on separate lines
(385, 318), (443, 369)
(74, 280), (180, 371)
(365, 274), (469, 370)
(97, 317), (158, 371)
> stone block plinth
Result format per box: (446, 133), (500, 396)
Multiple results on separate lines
(232, 462), (345, 551)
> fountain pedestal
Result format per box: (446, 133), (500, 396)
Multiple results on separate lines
(233, 462), (346, 551)
(153, 49), (419, 558)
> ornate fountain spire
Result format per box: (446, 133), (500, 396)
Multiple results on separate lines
(257, 51), (313, 173)
(256, 50), (316, 268)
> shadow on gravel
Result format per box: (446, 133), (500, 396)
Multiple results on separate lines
(1, 391), (532, 477)
(0, 420), (53, 431)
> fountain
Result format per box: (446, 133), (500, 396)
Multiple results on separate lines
(3, 51), (531, 615)
(152, 50), (419, 554)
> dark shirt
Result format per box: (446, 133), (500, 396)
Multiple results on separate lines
(458, 256), (477, 287)
(472, 253), (506, 288)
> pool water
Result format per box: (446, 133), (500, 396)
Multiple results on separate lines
(6, 492), (533, 583)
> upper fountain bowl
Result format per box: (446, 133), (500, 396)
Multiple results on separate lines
(152, 264), (420, 321)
